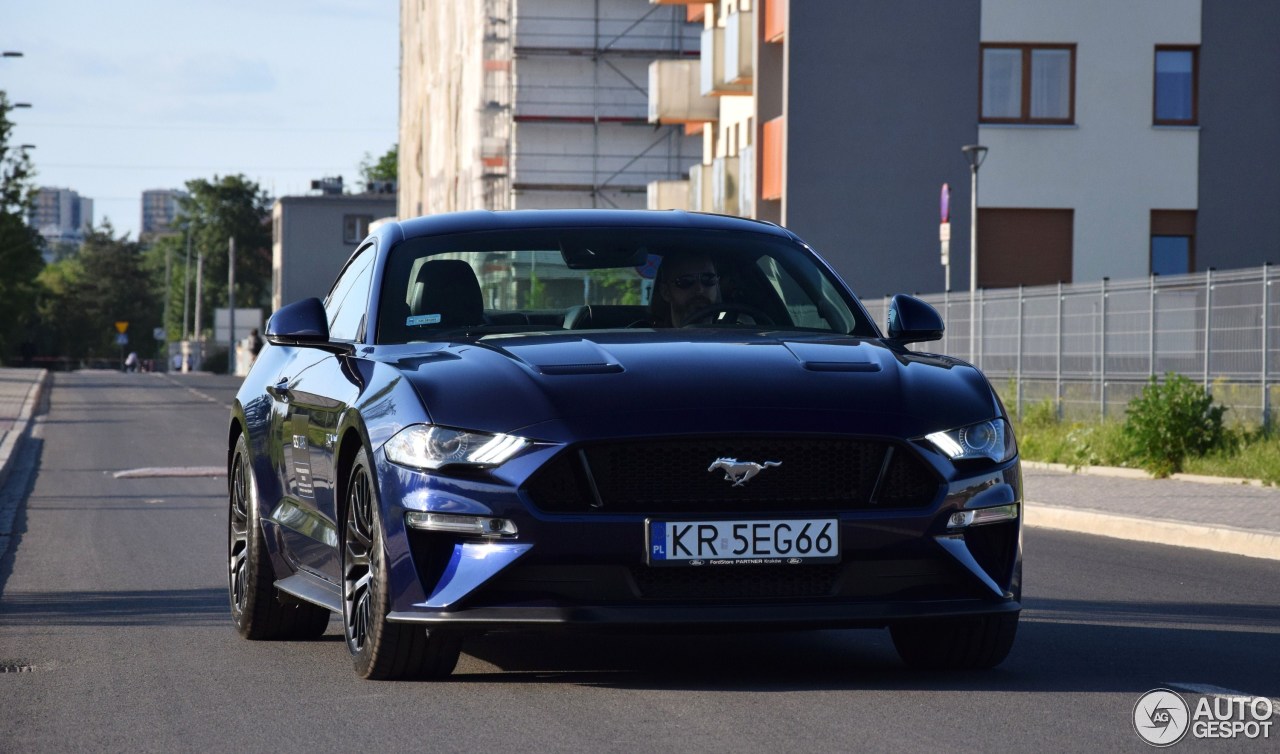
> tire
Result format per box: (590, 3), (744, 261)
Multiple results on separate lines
(342, 448), (462, 680)
(890, 612), (1018, 670)
(228, 433), (331, 640)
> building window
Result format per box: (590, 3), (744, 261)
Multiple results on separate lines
(1151, 210), (1196, 275)
(1154, 46), (1198, 125)
(981, 44), (1076, 124)
(343, 214), (373, 244)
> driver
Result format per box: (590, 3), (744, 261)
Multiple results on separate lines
(650, 253), (721, 327)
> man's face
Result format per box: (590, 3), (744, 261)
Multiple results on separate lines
(660, 256), (720, 327)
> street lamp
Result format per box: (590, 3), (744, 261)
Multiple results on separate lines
(2, 51), (23, 58)
(962, 144), (988, 363)
(12, 103), (32, 109)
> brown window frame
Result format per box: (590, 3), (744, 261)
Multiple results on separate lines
(980, 43), (1077, 125)
(1153, 45), (1199, 126)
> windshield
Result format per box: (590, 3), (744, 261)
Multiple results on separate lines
(376, 227), (874, 344)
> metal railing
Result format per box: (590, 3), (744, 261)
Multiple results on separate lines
(860, 264), (1280, 424)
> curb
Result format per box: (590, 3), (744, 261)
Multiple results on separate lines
(1025, 501), (1280, 562)
(1022, 460), (1271, 488)
(0, 370), (49, 492)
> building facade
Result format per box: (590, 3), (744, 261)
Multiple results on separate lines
(647, 0), (1280, 299)
(398, 0), (701, 217)
(271, 193), (397, 310)
(140, 188), (187, 240)
(29, 186), (93, 261)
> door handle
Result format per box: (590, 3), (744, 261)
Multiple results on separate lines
(267, 378), (292, 401)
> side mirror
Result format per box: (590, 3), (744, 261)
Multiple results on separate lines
(266, 298), (332, 347)
(886, 294), (944, 344)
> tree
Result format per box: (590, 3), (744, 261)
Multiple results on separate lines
(175, 175), (273, 339)
(0, 91), (45, 361)
(359, 144), (398, 191)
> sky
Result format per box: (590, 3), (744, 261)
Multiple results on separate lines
(4, 0), (400, 240)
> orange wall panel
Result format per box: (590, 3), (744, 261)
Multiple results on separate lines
(764, 0), (786, 43)
(761, 116), (784, 201)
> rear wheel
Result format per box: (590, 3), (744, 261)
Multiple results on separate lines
(228, 433), (331, 639)
(342, 448), (462, 680)
(890, 612), (1018, 670)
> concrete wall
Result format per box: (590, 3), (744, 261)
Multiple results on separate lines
(271, 196), (396, 310)
(785, 0), (980, 301)
(1198, 0), (1280, 271)
(979, 0), (1200, 283)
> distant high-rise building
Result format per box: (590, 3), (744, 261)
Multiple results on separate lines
(30, 187), (93, 262)
(141, 188), (187, 239)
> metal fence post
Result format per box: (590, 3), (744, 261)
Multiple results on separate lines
(1100, 277), (1108, 419)
(1148, 274), (1156, 378)
(1056, 281), (1063, 420)
(1204, 268), (1213, 390)
(978, 287), (985, 370)
(1016, 285), (1024, 418)
(1264, 263), (1271, 428)
(943, 289), (949, 355)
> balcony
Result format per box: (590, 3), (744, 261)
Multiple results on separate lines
(689, 163), (713, 212)
(647, 179), (691, 210)
(700, 27), (751, 96)
(712, 155), (740, 215)
(648, 60), (719, 124)
(724, 11), (754, 85)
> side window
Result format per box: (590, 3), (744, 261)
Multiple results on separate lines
(755, 256), (853, 332)
(325, 245), (376, 342)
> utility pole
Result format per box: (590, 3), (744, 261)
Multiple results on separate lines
(192, 252), (204, 372)
(182, 230), (192, 341)
(228, 237), (236, 376)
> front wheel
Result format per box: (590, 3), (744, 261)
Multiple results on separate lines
(889, 612), (1018, 670)
(228, 433), (330, 640)
(342, 448), (462, 680)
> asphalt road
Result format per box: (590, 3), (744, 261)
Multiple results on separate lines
(1, 370), (1278, 752)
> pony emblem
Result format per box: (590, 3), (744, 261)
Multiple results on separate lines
(708, 457), (781, 487)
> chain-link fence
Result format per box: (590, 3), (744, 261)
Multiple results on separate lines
(861, 264), (1280, 425)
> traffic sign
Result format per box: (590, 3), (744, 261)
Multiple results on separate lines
(115, 333), (129, 346)
(115, 321), (129, 334)
(153, 327), (166, 342)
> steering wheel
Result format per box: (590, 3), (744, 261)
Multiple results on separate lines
(682, 303), (776, 327)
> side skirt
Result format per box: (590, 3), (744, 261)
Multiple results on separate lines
(276, 572), (342, 613)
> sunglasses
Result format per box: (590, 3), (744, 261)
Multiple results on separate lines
(671, 272), (720, 290)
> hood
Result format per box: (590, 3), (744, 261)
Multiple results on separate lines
(383, 332), (1000, 443)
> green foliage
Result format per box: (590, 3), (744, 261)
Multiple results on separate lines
(35, 223), (164, 360)
(0, 91), (44, 360)
(588, 268), (643, 306)
(1122, 373), (1227, 477)
(1013, 404), (1133, 470)
(175, 175), (273, 338)
(359, 144), (398, 189)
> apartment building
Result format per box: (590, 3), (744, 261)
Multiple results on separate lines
(648, 0), (1280, 298)
(29, 186), (94, 262)
(140, 188), (187, 240)
(398, 0), (701, 217)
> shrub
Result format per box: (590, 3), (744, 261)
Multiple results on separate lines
(1123, 373), (1227, 476)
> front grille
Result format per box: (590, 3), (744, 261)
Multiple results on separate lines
(629, 563), (844, 599)
(523, 436), (940, 514)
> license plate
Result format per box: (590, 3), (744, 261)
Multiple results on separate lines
(646, 518), (840, 566)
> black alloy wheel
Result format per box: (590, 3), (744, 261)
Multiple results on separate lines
(228, 433), (331, 639)
(341, 447), (462, 680)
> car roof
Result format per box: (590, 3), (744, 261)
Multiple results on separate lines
(387, 209), (793, 242)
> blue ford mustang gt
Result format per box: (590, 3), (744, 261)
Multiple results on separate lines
(227, 210), (1022, 679)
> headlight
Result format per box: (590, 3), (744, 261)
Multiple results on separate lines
(924, 419), (1015, 463)
(384, 424), (530, 470)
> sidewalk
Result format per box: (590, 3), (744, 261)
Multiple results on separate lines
(0, 367), (1276, 561)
